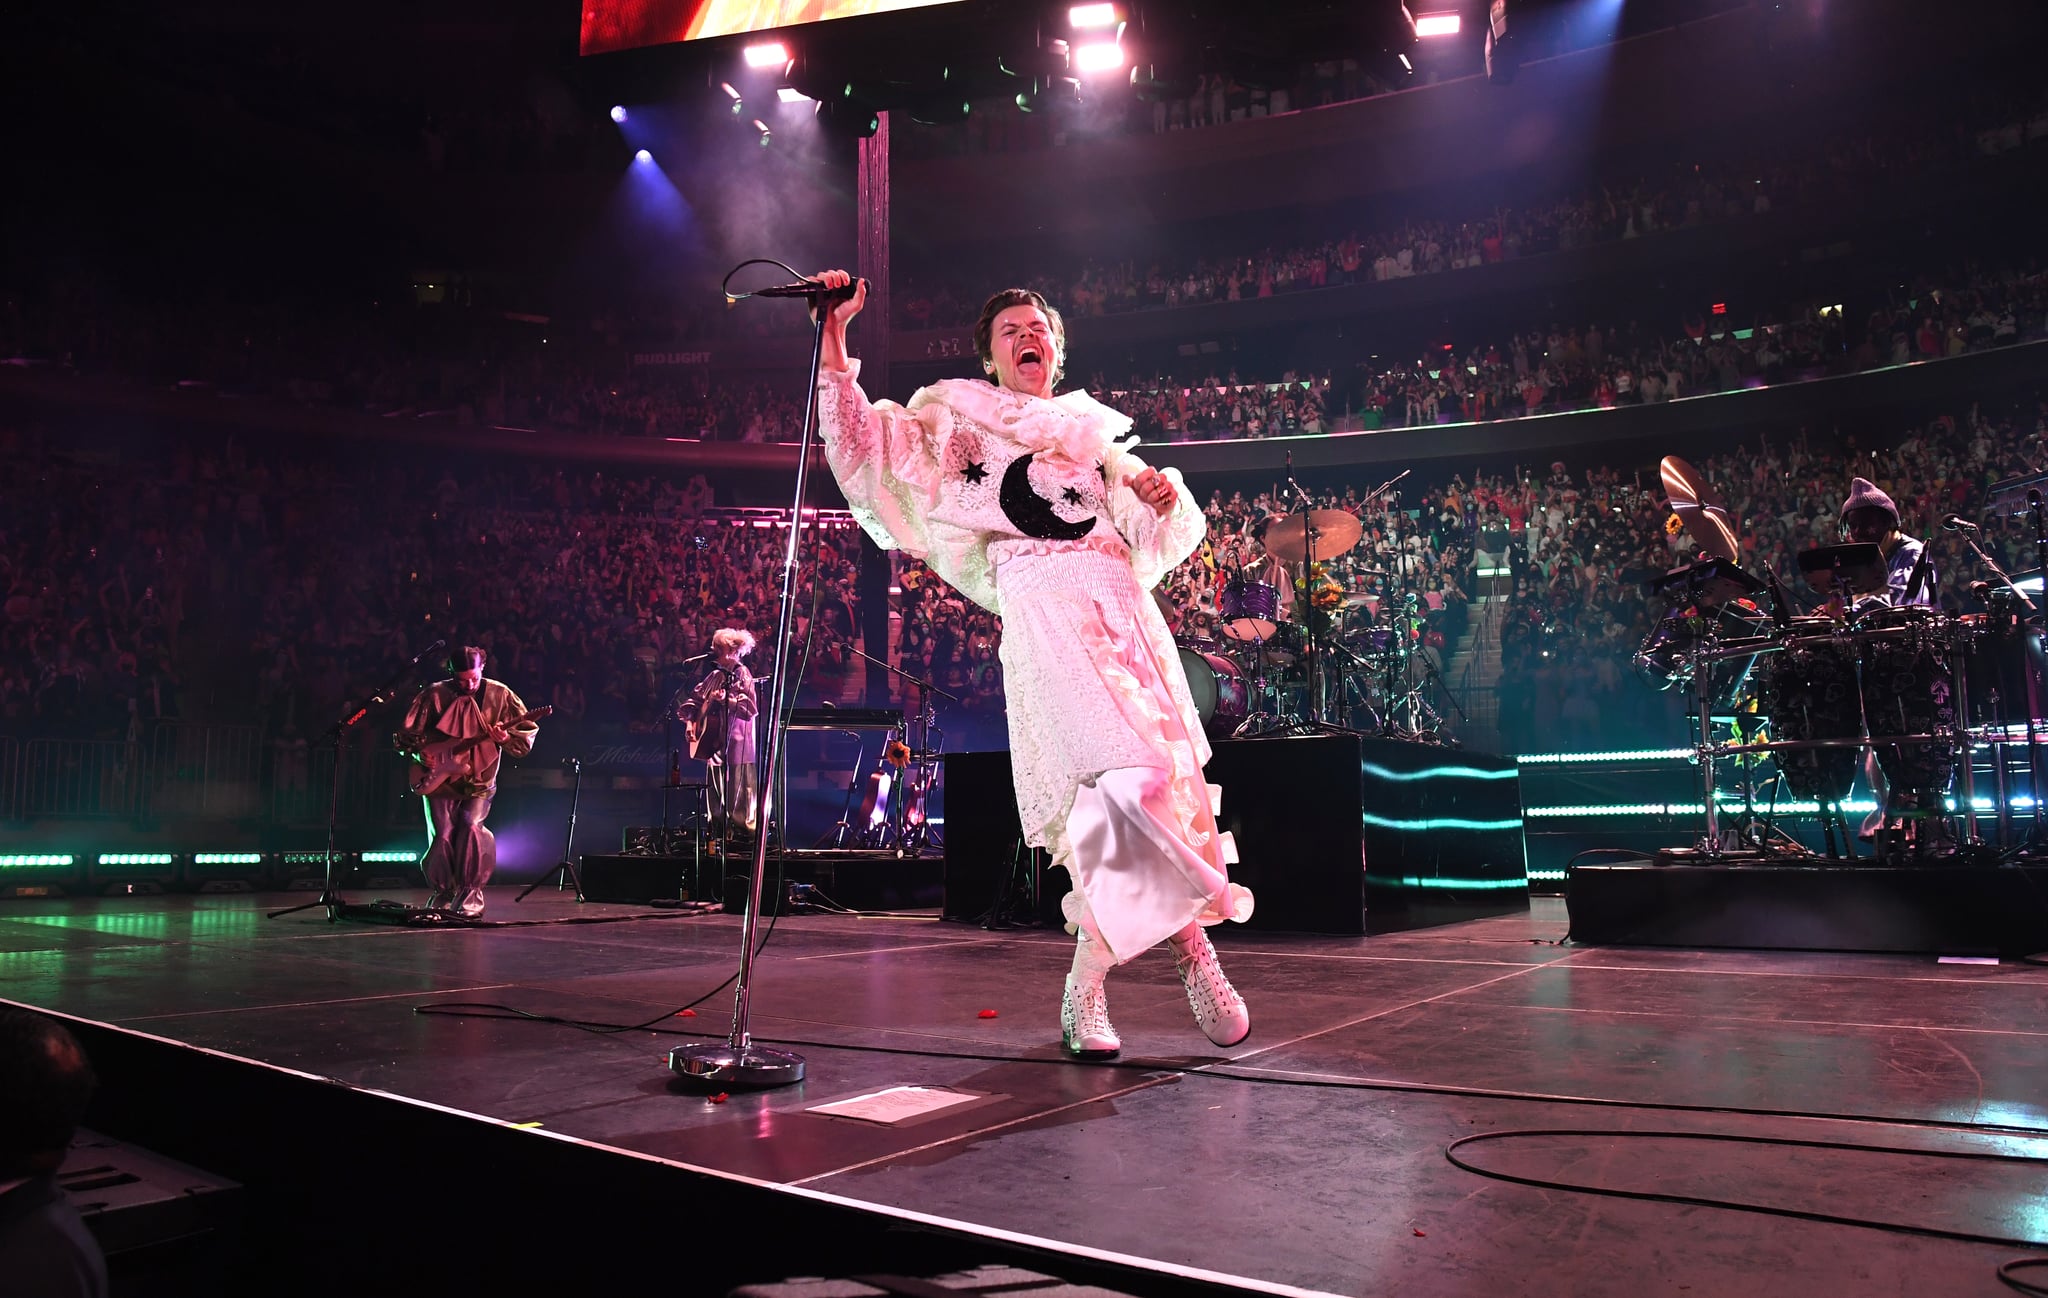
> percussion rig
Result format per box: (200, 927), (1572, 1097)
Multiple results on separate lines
(1634, 455), (2048, 865)
(1174, 466), (1464, 747)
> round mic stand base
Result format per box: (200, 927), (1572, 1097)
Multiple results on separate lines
(669, 1041), (806, 1089)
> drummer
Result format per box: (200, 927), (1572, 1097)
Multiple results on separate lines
(1839, 477), (1940, 844)
(1840, 477), (1935, 610)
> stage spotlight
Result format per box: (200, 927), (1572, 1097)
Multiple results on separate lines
(1405, 5), (1461, 37)
(635, 148), (653, 163)
(743, 41), (790, 69)
(1074, 41), (1125, 73)
(816, 96), (880, 139)
(752, 118), (772, 145)
(610, 105), (628, 123)
(776, 87), (812, 104)
(1069, 2), (1119, 26)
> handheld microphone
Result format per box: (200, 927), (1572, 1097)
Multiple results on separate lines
(1940, 513), (1979, 534)
(735, 277), (866, 303)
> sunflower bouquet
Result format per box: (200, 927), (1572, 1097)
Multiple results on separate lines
(1293, 562), (1347, 635)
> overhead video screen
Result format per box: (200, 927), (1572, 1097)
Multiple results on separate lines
(581, 0), (968, 56)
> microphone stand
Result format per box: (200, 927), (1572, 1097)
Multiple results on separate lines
(1281, 457), (1331, 729)
(1954, 521), (2043, 848)
(270, 646), (436, 922)
(671, 287), (830, 1090)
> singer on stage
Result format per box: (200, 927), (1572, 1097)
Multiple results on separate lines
(396, 646), (539, 918)
(807, 269), (1254, 1061)
(679, 628), (761, 839)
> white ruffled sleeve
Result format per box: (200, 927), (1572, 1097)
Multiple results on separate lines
(1105, 450), (1205, 591)
(815, 359), (941, 559)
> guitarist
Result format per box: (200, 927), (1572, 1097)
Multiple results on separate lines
(678, 628), (760, 840)
(396, 645), (539, 917)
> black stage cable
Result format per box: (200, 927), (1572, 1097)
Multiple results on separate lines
(2001, 1258), (2048, 1296)
(1442, 1127), (2048, 1251)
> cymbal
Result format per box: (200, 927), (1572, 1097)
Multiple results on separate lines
(1262, 510), (1364, 563)
(1660, 455), (1740, 565)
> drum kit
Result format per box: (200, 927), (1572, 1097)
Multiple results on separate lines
(1635, 455), (2048, 862)
(1173, 483), (1462, 745)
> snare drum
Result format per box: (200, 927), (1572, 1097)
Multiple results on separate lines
(1177, 645), (1249, 741)
(1218, 578), (1282, 643)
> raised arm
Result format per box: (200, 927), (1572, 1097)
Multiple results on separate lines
(809, 268), (942, 558)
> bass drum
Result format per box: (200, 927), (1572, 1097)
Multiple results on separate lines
(1761, 625), (1862, 804)
(1177, 645), (1249, 741)
(1855, 606), (1958, 809)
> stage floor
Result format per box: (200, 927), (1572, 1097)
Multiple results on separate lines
(6, 887), (2048, 1296)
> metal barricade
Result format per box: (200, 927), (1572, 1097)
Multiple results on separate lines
(20, 739), (147, 821)
(0, 735), (17, 821)
(150, 723), (265, 819)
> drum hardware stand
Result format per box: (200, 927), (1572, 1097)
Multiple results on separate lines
(271, 641), (442, 923)
(517, 757), (587, 903)
(847, 646), (955, 855)
(819, 735), (867, 849)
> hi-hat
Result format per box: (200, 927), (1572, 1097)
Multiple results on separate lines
(1660, 454), (1740, 565)
(1261, 510), (1364, 563)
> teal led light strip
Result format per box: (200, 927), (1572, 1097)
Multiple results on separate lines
(360, 850), (420, 864)
(193, 853), (264, 865)
(1527, 869), (1566, 881)
(97, 853), (175, 866)
(1516, 749), (1693, 765)
(1526, 799), (1887, 818)
(1361, 761), (1519, 783)
(1362, 811), (1523, 832)
(1375, 874), (1528, 891)
(0, 855), (76, 868)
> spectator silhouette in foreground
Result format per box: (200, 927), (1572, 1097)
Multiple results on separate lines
(0, 1008), (108, 1298)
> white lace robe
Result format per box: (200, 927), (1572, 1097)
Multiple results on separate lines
(817, 362), (1250, 958)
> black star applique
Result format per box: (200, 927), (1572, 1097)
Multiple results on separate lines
(961, 460), (988, 484)
(1061, 486), (1084, 506)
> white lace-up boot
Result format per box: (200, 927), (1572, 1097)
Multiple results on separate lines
(1061, 928), (1121, 1059)
(1170, 927), (1250, 1047)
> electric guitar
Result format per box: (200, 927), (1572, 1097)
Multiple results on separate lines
(404, 706), (552, 796)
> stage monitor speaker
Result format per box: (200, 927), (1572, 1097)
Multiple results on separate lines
(940, 752), (1067, 925)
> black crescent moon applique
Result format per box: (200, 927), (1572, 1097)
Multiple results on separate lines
(1000, 452), (1096, 541)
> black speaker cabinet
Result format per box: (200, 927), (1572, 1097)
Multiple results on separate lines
(579, 854), (705, 904)
(940, 737), (1528, 937)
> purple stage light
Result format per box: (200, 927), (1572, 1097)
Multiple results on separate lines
(610, 105), (628, 123)
(635, 148), (653, 163)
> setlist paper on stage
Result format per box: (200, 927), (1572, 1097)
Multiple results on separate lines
(806, 1085), (985, 1125)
